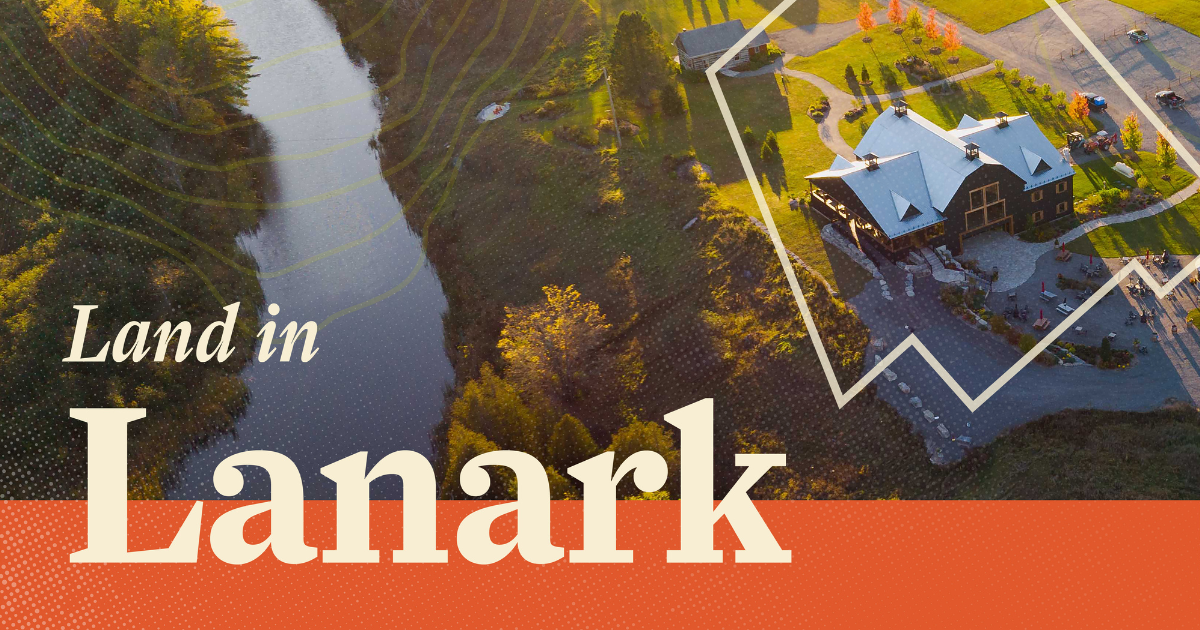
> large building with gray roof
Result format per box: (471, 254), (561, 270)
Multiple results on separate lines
(806, 101), (1075, 257)
(673, 20), (771, 71)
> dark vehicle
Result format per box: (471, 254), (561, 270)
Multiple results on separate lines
(1082, 92), (1108, 111)
(1156, 90), (1185, 110)
(1128, 29), (1149, 43)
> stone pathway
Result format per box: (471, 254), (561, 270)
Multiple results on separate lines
(819, 224), (891, 300)
(965, 179), (1200, 292)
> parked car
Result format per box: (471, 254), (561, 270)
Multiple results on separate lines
(1128, 29), (1149, 44)
(1156, 90), (1185, 110)
(1082, 93), (1108, 111)
(936, 423), (950, 438)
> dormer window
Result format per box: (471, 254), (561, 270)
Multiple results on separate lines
(965, 142), (979, 161)
(864, 153), (879, 171)
(895, 99), (908, 117)
(996, 111), (1009, 128)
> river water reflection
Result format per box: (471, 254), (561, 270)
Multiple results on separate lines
(167, 0), (454, 499)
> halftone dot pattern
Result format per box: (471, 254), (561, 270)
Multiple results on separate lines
(2, 501), (1199, 627)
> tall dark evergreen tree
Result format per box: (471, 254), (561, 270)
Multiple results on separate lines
(608, 11), (669, 104)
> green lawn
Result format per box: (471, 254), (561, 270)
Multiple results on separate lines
(786, 24), (990, 93)
(586, 0), (881, 42)
(1108, 0), (1200, 38)
(516, 71), (872, 295)
(922, 0), (1069, 34)
(840, 71), (1098, 150)
(1072, 151), (1195, 200)
(1068, 197), (1200, 257)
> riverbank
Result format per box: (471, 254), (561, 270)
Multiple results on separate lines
(0, 0), (268, 498)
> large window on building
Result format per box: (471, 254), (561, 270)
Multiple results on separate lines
(966, 182), (1005, 231)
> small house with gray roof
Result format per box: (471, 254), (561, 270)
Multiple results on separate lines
(674, 20), (771, 71)
(806, 101), (1075, 257)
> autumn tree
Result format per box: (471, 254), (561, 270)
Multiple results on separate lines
(942, 22), (962, 54)
(609, 420), (680, 498)
(608, 11), (669, 104)
(925, 9), (939, 40)
(1121, 111), (1143, 152)
(40, 0), (107, 54)
(905, 6), (923, 33)
(447, 363), (552, 457)
(499, 284), (619, 426)
(1158, 131), (1177, 170)
(1067, 91), (1090, 126)
(887, 0), (903, 26)
(856, 1), (876, 38)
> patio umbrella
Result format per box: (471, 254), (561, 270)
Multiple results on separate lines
(1041, 281), (1045, 292)
(1040, 309), (1043, 319)
(1090, 254), (1093, 264)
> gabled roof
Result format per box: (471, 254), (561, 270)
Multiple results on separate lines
(673, 20), (771, 57)
(951, 114), (1074, 189)
(852, 106), (1000, 211)
(807, 152), (944, 239)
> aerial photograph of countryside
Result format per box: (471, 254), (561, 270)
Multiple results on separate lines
(6, 0), (1200, 502)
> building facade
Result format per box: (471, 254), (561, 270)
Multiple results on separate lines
(674, 20), (771, 72)
(806, 102), (1075, 257)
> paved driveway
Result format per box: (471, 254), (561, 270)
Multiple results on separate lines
(849, 260), (1192, 462)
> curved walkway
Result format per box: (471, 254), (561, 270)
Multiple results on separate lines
(964, 179), (1200, 292)
(775, 61), (998, 160)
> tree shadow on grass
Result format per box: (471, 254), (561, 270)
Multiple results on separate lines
(683, 74), (792, 187)
(761, 157), (789, 197)
(750, 0), (818, 29)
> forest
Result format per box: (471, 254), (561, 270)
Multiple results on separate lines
(0, 0), (267, 498)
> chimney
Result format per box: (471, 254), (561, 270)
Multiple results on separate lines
(864, 152), (879, 171)
(894, 99), (908, 117)
(965, 142), (979, 161)
(996, 111), (1009, 128)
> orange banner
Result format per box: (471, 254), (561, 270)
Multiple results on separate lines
(2, 500), (1197, 628)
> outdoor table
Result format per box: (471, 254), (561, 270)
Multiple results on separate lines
(1033, 318), (1051, 330)
(1038, 290), (1057, 302)
(1107, 332), (1117, 341)
(1056, 303), (1075, 316)
(1075, 326), (1087, 336)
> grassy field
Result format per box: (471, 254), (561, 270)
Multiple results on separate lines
(586, 0), (880, 42)
(1067, 197), (1200, 257)
(1108, 0), (1200, 38)
(840, 71), (1099, 150)
(516, 72), (874, 295)
(1072, 151), (1195, 200)
(923, 0), (1069, 34)
(786, 24), (990, 92)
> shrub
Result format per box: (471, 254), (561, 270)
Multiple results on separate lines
(1100, 336), (1113, 364)
(861, 65), (871, 83)
(1005, 328), (1022, 345)
(1018, 333), (1037, 355)
(554, 124), (598, 147)
(764, 129), (780, 153)
(742, 126), (757, 148)
(989, 314), (1010, 335)
(759, 141), (776, 162)
(1006, 68), (1021, 84)
(660, 84), (686, 117)
(994, 59), (1006, 74)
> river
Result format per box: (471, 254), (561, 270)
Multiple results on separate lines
(166, 0), (455, 499)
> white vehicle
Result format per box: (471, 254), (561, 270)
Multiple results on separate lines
(936, 424), (950, 438)
(955, 435), (973, 446)
(898, 382), (911, 394)
(909, 396), (922, 408)
(883, 368), (897, 382)
(923, 409), (938, 423)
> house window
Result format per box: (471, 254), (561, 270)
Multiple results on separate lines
(1032, 210), (1044, 223)
(1031, 190), (1044, 202)
(1056, 181), (1068, 194)
(1056, 201), (1070, 215)
(966, 182), (1006, 232)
